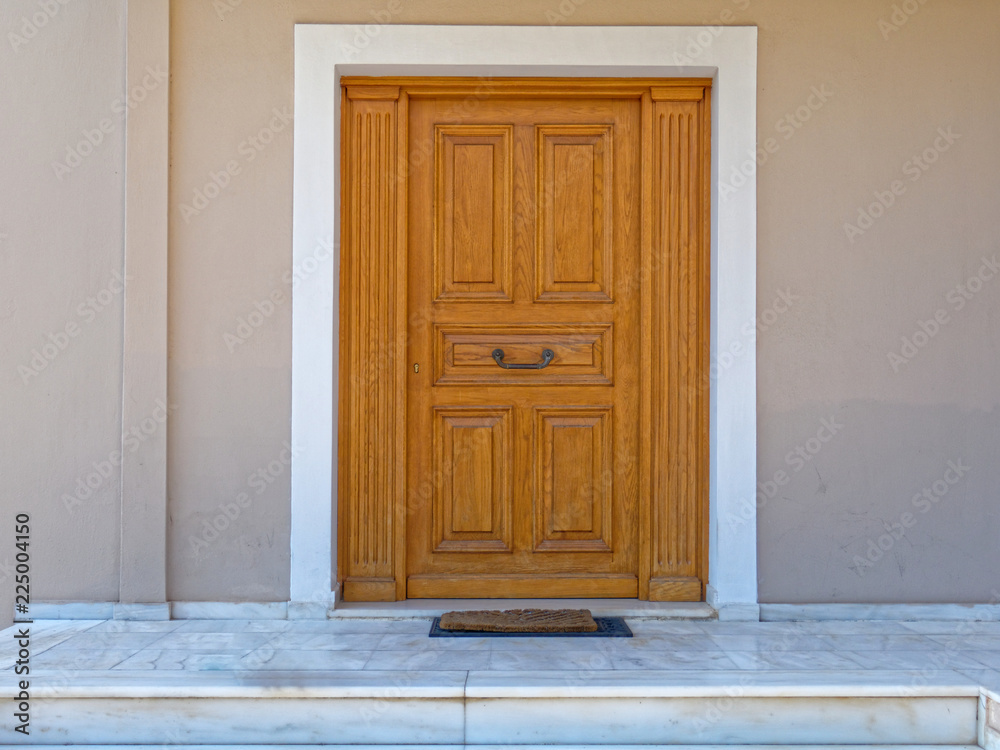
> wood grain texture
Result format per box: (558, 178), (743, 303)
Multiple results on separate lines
(435, 125), (513, 300)
(339, 88), (405, 602)
(346, 84), (400, 101)
(406, 91), (641, 599)
(648, 576), (703, 601)
(342, 578), (396, 602)
(637, 89), (654, 601)
(343, 76), (711, 98)
(536, 125), (613, 301)
(534, 406), (613, 553)
(407, 575), (638, 599)
(647, 88), (711, 601)
(339, 78), (710, 602)
(434, 323), (612, 385)
(432, 407), (513, 552)
(650, 86), (706, 102)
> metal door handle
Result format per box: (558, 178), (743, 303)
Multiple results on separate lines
(491, 348), (555, 370)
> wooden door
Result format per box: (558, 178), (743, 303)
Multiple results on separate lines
(406, 95), (641, 598)
(338, 78), (711, 602)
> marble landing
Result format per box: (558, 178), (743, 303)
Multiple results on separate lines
(3, 617), (1000, 745)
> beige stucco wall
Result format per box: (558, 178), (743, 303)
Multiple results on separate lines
(168, 0), (1000, 604)
(5, 0), (999, 615)
(0, 1), (126, 628)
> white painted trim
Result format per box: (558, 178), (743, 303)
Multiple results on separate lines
(289, 30), (338, 606)
(762, 603), (1000, 622)
(291, 24), (759, 612)
(119, 0), (170, 604)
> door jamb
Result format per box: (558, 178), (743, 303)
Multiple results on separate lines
(290, 24), (760, 619)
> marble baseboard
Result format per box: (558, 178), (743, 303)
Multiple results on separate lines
(25, 602), (115, 619)
(706, 586), (760, 622)
(114, 603), (171, 620)
(26, 602), (172, 620)
(288, 600), (335, 620)
(716, 602), (762, 621)
(32, 601), (298, 621)
(26, 598), (719, 623)
(27, 599), (1000, 625)
(762, 603), (1000, 622)
(172, 601), (288, 619)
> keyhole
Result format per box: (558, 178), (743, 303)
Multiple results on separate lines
(413, 363), (419, 373)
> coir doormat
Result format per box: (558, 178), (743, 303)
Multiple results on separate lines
(429, 609), (632, 637)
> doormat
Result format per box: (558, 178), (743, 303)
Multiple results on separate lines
(430, 609), (632, 637)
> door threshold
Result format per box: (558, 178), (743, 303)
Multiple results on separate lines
(329, 598), (716, 620)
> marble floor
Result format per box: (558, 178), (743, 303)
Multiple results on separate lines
(5, 616), (1000, 683)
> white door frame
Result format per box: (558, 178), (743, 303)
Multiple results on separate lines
(291, 24), (759, 619)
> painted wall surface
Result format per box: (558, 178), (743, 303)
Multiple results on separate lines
(168, 0), (1000, 604)
(5, 0), (999, 611)
(0, 1), (126, 628)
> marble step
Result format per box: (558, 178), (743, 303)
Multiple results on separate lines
(10, 747), (985, 750)
(20, 669), (984, 746)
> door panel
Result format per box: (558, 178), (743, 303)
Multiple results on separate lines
(534, 406), (613, 553)
(536, 125), (614, 301)
(434, 125), (513, 301)
(434, 323), (613, 386)
(407, 94), (640, 598)
(432, 407), (512, 553)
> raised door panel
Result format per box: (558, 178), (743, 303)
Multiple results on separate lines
(534, 406), (613, 553)
(433, 407), (513, 553)
(434, 323), (613, 385)
(536, 125), (613, 302)
(435, 125), (513, 301)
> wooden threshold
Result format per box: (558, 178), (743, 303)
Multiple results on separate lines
(406, 575), (639, 599)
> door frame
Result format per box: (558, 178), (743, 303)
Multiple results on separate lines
(339, 76), (710, 602)
(291, 25), (760, 618)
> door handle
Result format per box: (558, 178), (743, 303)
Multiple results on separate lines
(491, 348), (555, 370)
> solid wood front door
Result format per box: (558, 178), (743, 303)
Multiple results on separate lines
(338, 78), (711, 602)
(406, 94), (641, 598)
